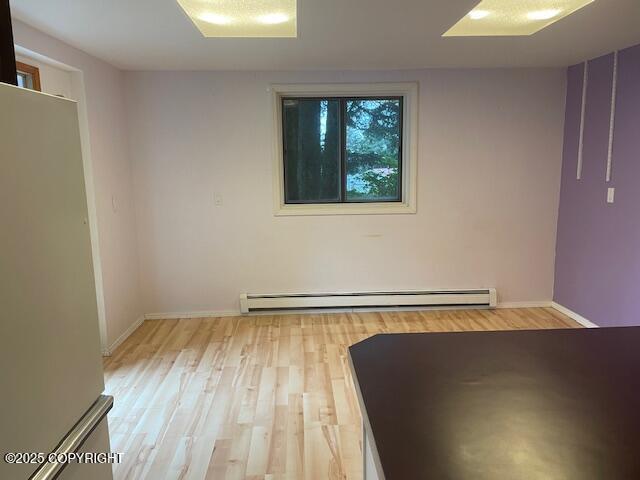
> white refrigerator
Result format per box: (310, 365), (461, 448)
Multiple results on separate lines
(0, 82), (114, 480)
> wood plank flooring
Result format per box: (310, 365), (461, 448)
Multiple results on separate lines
(103, 308), (579, 480)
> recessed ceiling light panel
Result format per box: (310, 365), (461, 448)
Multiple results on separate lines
(443, 0), (594, 37)
(258, 13), (290, 24)
(527, 9), (562, 20)
(177, 0), (297, 37)
(469, 10), (490, 20)
(198, 12), (233, 25)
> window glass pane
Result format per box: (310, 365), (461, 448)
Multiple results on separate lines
(283, 98), (341, 203)
(16, 72), (33, 90)
(346, 98), (401, 202)
(16, 73), (26, 88)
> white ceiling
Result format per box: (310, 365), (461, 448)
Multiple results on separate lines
(10, 0), (640, 71)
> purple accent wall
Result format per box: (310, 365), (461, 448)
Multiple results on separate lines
(554, 44), (640, 327)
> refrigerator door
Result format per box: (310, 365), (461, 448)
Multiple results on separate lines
(55, 417), (113, 480)
(0, 84), (110, 479)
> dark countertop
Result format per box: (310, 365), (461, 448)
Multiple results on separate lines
(349, 327), (640, 480)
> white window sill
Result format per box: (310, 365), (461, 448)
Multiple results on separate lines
(274, 201), (416, 216)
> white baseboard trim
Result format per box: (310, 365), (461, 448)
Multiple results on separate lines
(244, 305), (495, 316)
(143, 305), (496, 320)
(102, 315), (145, 357)
(256, 302), (598, 329)
(144, 310), (241, 320)
(143, 303), (555, 320)
(496, 301), (553, 309)
(551, 302), (599, 328)
(99, 303), (596, 356)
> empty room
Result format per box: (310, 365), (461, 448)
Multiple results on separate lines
(1, 0), (640, 479)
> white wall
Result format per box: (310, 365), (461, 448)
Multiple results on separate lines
(13, 20), (143, 351)
(124, 68), (567, 314)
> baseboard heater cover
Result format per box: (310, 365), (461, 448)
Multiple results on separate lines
(239, 289), (497, 313)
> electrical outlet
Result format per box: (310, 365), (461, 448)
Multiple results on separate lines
(607, 187), (615, 204)
(214, 193), (224, 206)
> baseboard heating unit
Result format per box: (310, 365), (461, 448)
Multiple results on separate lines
(239, 289), (497, 314)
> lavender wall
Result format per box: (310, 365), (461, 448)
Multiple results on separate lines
(554, 44), (640, 327)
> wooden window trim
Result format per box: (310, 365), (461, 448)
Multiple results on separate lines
(16, 61), (41, 91)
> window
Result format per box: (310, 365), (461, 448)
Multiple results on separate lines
(273, 83), (418, 215)
(16, 61), (41, 92)
(283, 97), (402, 204)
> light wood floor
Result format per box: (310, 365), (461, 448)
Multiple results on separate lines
(104, 308), (579, 480)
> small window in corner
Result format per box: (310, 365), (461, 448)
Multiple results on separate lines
(272, 83), (418, 216)
(16, 61), (42, 92)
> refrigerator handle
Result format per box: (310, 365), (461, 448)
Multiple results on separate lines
(29, 395), (114, 480)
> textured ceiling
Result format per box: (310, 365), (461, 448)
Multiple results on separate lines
(10, 0), (640, 70)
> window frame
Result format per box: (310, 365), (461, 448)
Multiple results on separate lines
(272, 83), (418, 216)
(281, 96), (404, 205)
(16, 61), (41, 92)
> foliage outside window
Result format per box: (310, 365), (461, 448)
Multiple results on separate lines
(282, 97), (402, 204)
